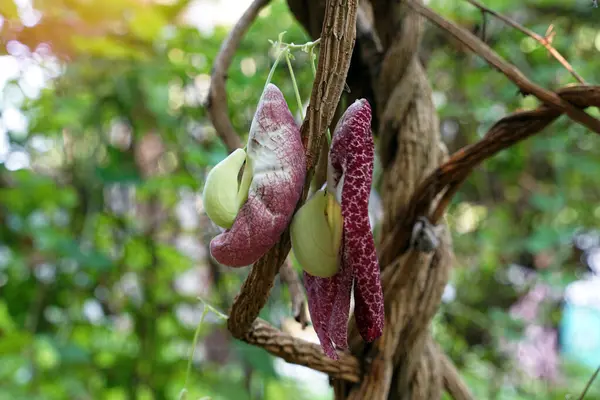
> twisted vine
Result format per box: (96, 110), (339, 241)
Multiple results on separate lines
(206, 0), (600, 399)
(338, 1), (451, 398)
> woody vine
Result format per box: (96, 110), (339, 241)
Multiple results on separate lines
(202, 35), (384, 359)
(203, 0), (600, 399)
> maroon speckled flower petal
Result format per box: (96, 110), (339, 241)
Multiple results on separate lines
(210, 84), (306, 266)
(304, 99), (384, 358)
(330, 99), (384, 343)
(304, 271), (346, 359)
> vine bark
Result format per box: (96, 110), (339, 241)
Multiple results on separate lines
(208, 0), (599, 398)
(288, 0), (451, 398)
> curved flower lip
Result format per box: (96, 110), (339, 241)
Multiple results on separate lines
(210, 84), (307, 267)
(304, 99), (384, 359)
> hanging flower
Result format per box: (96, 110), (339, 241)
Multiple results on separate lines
(291, 99), (384, 359)
(204, 84), (307, 267)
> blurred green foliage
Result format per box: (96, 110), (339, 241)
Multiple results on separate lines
(1, 0), (599, 399)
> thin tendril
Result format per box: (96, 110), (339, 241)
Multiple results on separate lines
(179, 299), (227, 400)
(308, 46), (318, 78)
(264, 32), (288, 90)
(180, 305), (209, 400)
(264, 47), (287, 90)
(265, 35), (331, 144)
(285, 51), (305, 119)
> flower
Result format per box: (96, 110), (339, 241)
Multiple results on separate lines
(207, 84), (306, 267)
(299, 99), (384, 359)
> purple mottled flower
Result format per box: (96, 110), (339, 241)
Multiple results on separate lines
(210, 84), (306, 266)
(304, 99), (384, 359)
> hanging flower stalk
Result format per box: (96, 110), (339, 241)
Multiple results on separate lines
(203, 83), (306, 266)
(291, 99), (384, 359)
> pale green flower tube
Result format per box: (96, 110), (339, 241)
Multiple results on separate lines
(290, 189), (343, 278)
(202, 148), (252, 229)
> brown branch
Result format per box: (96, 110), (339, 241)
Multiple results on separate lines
(227, 0), (360, 338)
(242, 319), (361, 382)
(206, 0), (270, 152)
(279, 259), (309, 327)
(380, 85), (600, 266)
(242, 319), (468, 392)
(407, 1), (600, 135)
(207, 0), (598, 390)
(430, 175), (466, 224)
(465, 0), (586, 84)
(440, 350), (475, 400)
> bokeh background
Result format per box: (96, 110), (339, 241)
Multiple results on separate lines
(1, 0), (600, 399)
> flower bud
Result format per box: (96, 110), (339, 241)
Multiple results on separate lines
(291, 189), (343, 278)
